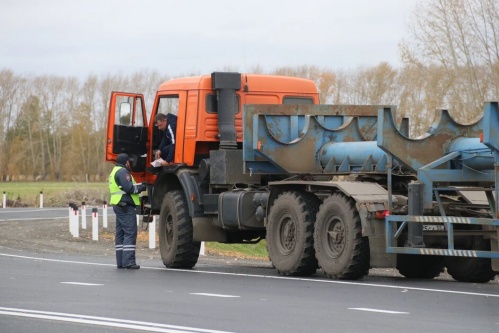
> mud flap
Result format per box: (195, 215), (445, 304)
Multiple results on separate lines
(358, 204), (396, 268)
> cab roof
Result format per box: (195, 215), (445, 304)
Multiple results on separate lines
(157, 73), (318, 94)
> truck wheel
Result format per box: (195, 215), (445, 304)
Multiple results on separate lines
(396, 255), (444, 279)
(159, 190), (200, 268)
(445, 238), (495, 283)
(267, 191), (320, 276)
(314, 193), (369, 280)
(446, 257), (495, 283)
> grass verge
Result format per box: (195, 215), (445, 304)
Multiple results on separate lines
(205, 240), (268, 260)
(0, 181), (108, 207)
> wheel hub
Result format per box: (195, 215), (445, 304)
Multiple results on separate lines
(326, 219), (345, 257)
(165, 214), (173, 245)
(278, 216), (296, 255)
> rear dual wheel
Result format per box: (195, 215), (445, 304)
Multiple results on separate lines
(446, 237), (495, 283)
(396, 255), (444, 279)
(314, 193), (370, 280)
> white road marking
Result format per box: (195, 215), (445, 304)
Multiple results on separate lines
(1, 252), (498, 299)
(61, 282), (103, 286)
(349, 308), (409, 314)
(190, 293), (240, 298)
(0, 307), (234, 333)
(0, 253), (112, 267)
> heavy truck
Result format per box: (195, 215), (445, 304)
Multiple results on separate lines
(106, 72), (499, 283)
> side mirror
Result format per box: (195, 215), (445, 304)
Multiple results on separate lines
(119, 102), (131, 125)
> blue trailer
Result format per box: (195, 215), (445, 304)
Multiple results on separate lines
(242, 102), (498, 282)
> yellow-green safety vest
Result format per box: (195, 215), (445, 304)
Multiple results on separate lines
(108, 166), (140, 205)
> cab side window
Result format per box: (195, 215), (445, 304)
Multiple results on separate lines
(114, 96), (145, 126)
(283, 97), (314, 104)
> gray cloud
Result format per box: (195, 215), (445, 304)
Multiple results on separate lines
(0, 0), (418, 78)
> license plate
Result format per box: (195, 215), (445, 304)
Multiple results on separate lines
(423, 224), (445, 231)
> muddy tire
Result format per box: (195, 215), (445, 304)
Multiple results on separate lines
(267, 191), (320, 276)
(445, 235), (496, 283)
(159, 190), (200, 268)
(396, 255), (444, 279)
(314, 193), (369, 280)
(446, 257), (495, 283)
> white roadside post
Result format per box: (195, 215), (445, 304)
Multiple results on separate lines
(39, 191), (43, 208)
(200, 242), (206, 256)
(68, 204), (74, 235)
(72, 206), (80, 238)
(81, 201), (87, 230)
(148, 216), (156, 249)
(2, 191), (6, 208)
(102, 201), (108, 228)
(92, 208), (98, 241)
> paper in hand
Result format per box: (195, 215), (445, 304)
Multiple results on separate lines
(150, 158), (165, 167)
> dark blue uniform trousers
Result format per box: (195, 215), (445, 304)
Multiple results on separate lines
(160, 144), (175, 163)
(113, 205), (138, 268)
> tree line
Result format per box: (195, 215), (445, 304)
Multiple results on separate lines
(0, 0), (497, 181)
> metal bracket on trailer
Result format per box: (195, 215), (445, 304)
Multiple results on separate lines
(385, 215), (499, 259)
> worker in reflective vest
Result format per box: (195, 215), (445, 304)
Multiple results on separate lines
(109, 153), (146, 269)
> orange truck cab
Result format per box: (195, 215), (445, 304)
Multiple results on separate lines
(107, 72), (318, 179)
(106, 72), (319, 269)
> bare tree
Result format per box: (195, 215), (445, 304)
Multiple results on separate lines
(0, 70), (26, 180)
(343, 63), (399, 105)
(400, 0), (499, 122)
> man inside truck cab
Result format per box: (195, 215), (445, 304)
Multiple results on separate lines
(153, 113), (177, 166)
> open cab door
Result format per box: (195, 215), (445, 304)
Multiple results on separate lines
(106, 92), (148, 181)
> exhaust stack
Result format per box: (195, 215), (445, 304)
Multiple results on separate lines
(211, 72), (241, 149)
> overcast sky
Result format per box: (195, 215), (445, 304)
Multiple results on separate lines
(2, 0), (420, 79)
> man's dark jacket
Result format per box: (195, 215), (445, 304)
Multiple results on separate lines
(158, 113), (177, 162)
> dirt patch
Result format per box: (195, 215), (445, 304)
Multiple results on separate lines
(0, 218), (269, 268)
(0, 219), (120, 257)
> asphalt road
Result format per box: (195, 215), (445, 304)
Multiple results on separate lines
(0, 207), (97, 221)
(1, 247), (498, 333)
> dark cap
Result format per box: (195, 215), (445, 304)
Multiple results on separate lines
(116, 153), (129, 166)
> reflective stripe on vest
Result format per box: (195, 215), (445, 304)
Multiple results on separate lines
(108, 166), (140, 205)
